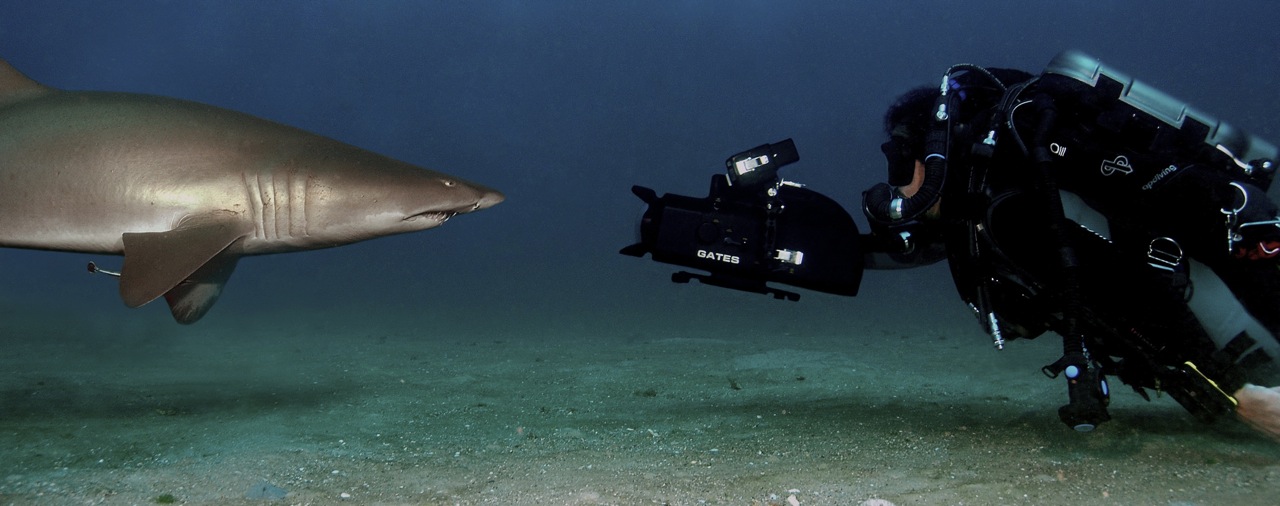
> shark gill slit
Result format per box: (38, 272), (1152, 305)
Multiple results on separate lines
(243, 172), (264, 240)
(261, 173), (277, 240)
(282, 170), (292, 238)
(290, 171), (308, 237)
(273, 171), (286, 240)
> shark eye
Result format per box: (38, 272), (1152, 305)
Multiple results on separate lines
(441, 179), (457, 187)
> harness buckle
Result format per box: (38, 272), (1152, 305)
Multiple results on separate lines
(1146, 236), (1183, 272)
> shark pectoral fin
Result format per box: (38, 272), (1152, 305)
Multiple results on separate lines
(163, 249), (241, 324)
(119, 211), (253, 310)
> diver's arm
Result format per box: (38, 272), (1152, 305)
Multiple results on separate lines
(1234, 384), (1280, 442)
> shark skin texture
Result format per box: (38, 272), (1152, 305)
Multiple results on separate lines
(0, 59), (503, 323)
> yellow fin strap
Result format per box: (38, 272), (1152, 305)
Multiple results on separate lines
(1184, 361), (1239, 407)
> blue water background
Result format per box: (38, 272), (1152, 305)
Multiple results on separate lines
(1, 1), (1277, 337)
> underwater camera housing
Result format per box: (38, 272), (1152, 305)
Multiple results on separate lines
(620, 139), (864, 300)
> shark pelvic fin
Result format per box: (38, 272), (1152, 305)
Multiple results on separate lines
(162, 249), (242, 324)
(120, 211), (253, 322)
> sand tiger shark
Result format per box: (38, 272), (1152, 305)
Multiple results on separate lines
(0, 59), (503, 324)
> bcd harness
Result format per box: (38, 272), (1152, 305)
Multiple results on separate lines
(914, 51), (1278, 430)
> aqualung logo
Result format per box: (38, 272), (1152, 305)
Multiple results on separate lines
(697, 249), (740, 264)
(1142, 164), (1180, 190)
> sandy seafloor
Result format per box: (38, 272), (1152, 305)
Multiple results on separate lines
(4, 1), (1280, 502)
(2, 260), (1279, 506)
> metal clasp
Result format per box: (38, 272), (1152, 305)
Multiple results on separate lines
(1146, 237), (1183, 272)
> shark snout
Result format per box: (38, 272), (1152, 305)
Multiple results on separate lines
(472, 187), (504, 211)
(426, 184), (502, 220)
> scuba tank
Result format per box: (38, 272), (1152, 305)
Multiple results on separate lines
(1042, 50), (1277, 197)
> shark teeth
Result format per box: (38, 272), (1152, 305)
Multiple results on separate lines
(405, 211), (455, 223)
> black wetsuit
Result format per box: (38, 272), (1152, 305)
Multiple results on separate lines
(860, 65), (1280, 425)
(877, 75), (1280, 421)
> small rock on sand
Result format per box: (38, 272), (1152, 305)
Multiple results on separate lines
(245, 480), (288, 501)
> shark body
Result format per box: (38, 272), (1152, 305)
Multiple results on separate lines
(0, 59), (503, 323)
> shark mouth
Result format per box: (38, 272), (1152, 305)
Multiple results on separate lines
(405, 210), (457, 224)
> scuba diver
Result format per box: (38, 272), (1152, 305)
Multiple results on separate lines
(621, 51), (1280, 440)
